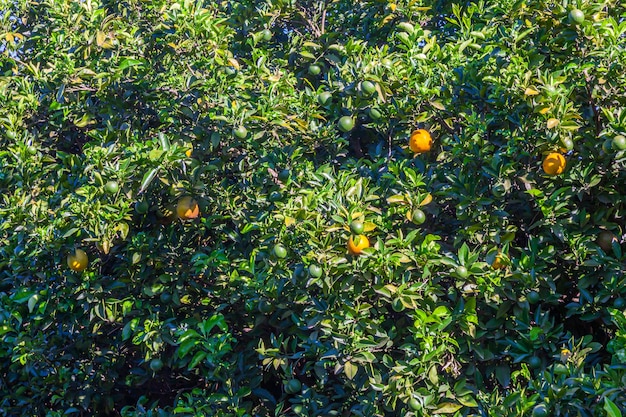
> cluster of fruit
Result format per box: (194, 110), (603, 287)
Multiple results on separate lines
(67, 195), (200, 272)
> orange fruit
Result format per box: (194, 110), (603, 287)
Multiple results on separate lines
(149, 358), (164, 371)
(284, 379), (302, 394)
(350, 220), (365, 235)
(176, 196), (200, 220)
(409, 129), (432, 154)
(568, 9), (585, 25)
(338, 116), (355, 133)
(597, 230), (618, 252)
(613, 135), (626, 150)
(347, 235), (370, 255)
(542, 152), (566, 175)
(104, 180), (119, 194)
(491, 253), (506, 270)
(67, 248), (88, 272)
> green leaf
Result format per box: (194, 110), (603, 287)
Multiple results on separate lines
(118, 58), (144, 71)
(158, 132), (170, 150)
(139, 167), (160, 194)
(11, 288), (33, 304)
(188, 351), (207, 370)
(199, 314), (227, 335)
(177, 338), (198, 358)
(62, 228), (80, 238)
(27, 294), (39, 313)
(300, 51), (316, 59)
(604, 397), (622, 417)
(495, 365), (511, 388)
(458, 243), (469, 264)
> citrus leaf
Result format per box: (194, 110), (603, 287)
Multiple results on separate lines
(118, 58), (144, 71)
(524, 87), (540, 96)
(139, 167), (160, 194)
(433, 403), (463, 414)
(344, 361), (358, 380)
(387, 194), (407, 204)
(604, 397), (622, 417)
(547, 118), (560, 129)
(28, 294), (39, 313)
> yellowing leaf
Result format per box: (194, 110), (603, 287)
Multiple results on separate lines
(276, 121), (296, 132)
(302, 41), (322, 49)
(538, 106), (551, 115)
(387, 194), (407, 204)
(101, 240), (111, 254)
(375, 83), (386, 103)
(547, 118), (560, 129)
(524, 87), (540, 96)
(419, 193), (433, 206)
(363, 221), (376, 232)
(344, 361), (358, 380)
(350, 212), (364, 220)
(398, 254), (411, 263)
(430, 100), (446, 110)
(434, 403), (463, 414)
(96, 30), (106, 47)
(74, 114), (93, 127)
(374, 284), (397, 297)
(284, 216), (296, 227)
(227, 57), (240, 70)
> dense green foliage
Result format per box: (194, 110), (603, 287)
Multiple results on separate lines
(1, 0), (626, 415)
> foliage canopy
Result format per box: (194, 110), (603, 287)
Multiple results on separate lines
(1, 0), (626, 416)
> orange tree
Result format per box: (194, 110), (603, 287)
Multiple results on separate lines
(1, 0), (626, 416)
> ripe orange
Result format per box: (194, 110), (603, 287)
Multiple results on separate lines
(67, 248), (88, 272)
(176, 196), (200, 220)
(409, 129), (432, 154)
(347, 235), (370, 255)
(542, 152), (566, 175)
(491, 253), (506, 270)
